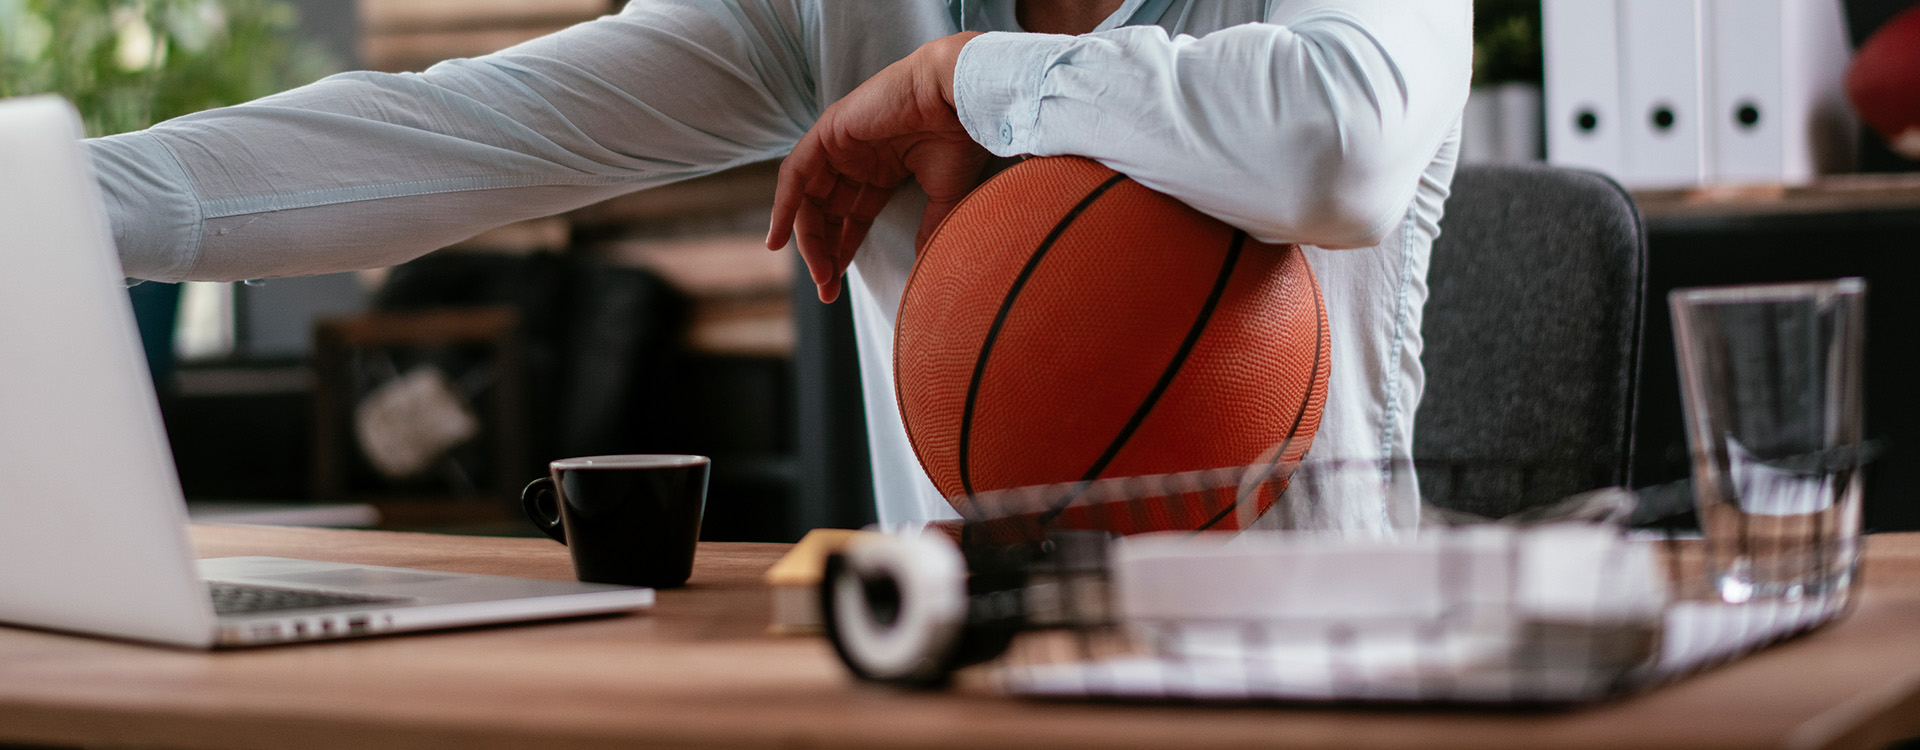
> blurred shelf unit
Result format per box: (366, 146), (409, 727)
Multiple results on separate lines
(447, 216), (573, 254)
(568, 161), (781, 228)
(171, 364), (316, 398)
(571, 160), (791, 358)
(310, 305), (528, 513)
(358, 0), (616, 72)
(346, 161), (797, 538)
(1630, 171), (1920, 227)
(592, 233), (795, 357)
(160, 362), (317, 503)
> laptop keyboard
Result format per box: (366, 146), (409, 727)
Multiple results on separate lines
(207, 581), (399, 615)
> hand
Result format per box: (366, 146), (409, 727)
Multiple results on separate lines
(766, 32), (989, 303)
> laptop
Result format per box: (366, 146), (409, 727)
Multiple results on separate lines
(0, 95), (654, 648)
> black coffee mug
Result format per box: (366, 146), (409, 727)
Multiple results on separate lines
(521, 455), (709, 588)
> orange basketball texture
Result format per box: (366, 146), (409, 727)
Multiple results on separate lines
(894, 156), (1330, 534)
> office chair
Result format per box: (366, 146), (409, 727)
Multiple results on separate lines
(1414, 163), (1648, 519)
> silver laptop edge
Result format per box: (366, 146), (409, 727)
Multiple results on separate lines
(0, 96), (651, 649)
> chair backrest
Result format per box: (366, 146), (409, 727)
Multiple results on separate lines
(1415, 163), (1647, 519)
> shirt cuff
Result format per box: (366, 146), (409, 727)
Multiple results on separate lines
(953, 31), (1074, 157)
(85, 132), (204, 282)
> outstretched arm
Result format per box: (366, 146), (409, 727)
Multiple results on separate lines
(95, 0), (814, 282)
(770, 0), (1471, 302)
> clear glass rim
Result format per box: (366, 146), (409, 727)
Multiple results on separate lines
(1671, 278), (1864, 306)
(550, 454), (709, 470)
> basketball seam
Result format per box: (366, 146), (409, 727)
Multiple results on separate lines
(1038, 230), (1248, 527)
(1198, 250), (1328, 531)
(895, 158), (1066, 496)
(957, 172), (1130, 498)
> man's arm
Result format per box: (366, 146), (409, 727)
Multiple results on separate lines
(958, 0), (1471, 248)
(95, 0), (814, 282)
(770, 0), (1471, 301)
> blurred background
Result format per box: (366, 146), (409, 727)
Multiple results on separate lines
(3, 0), (1917, 539)
(2, 0), (842, 539)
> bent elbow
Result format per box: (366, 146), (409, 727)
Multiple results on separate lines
(1236, 155), (1407, 249)
(1296, 187), (1401, 249)
(1293, 115), (1421, 248)
(1218, 96), (1415, 248)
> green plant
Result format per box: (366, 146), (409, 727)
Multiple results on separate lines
(1474, 0), (1542, 86)
(0, 0), (337, 137)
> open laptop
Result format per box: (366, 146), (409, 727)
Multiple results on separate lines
(0, 95), (654, 648)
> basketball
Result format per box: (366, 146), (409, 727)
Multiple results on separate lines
(894, 156), (1330, 536)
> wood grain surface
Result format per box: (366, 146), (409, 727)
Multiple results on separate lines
(0, 526), (1916, 750)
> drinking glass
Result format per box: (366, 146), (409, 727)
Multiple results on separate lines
(1671, 279), (1865, 604)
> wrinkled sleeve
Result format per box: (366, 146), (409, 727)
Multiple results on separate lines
(952, 0), (1471, 249)
(90, 0), (815, 282)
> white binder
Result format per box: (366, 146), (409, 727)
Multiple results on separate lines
(1705, 0), (1857, 185)
(1619, 0), (1707, 188)
(1543, 0), (1624, 176)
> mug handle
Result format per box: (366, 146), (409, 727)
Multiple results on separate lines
(521, 477), (567, 544)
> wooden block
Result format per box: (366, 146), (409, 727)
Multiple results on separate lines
(766, 528), (872, 635)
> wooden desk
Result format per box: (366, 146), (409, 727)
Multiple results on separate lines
(2, 526), (1918, 750)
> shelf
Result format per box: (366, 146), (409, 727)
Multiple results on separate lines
(1633, 173), (1920, 234)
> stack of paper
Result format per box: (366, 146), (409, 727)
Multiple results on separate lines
(998, 525), (1847, 704)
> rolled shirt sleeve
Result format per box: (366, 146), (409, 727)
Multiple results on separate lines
(951, 0), (1471, 249)
(90, 133), (205, 282)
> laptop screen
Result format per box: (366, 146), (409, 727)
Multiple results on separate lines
(0, 96), (217, 647)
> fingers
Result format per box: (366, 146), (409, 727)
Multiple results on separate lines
(767, 175), (800, 252)
(767, 136), (826, 251)
(773, 99), (943, 302)
(793, 194), (835, 286)
(773, 135), (844, 302)
(774, 135), (905, 303)
(818, 274), (843, 305)
(807, 178), (894, 304)
(765, 198), (793, 252)
(835, 182), (894, 266)
(804, 175), (860, 283)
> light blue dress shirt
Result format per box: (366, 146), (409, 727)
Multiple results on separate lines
(88, 0), (1471, 533)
